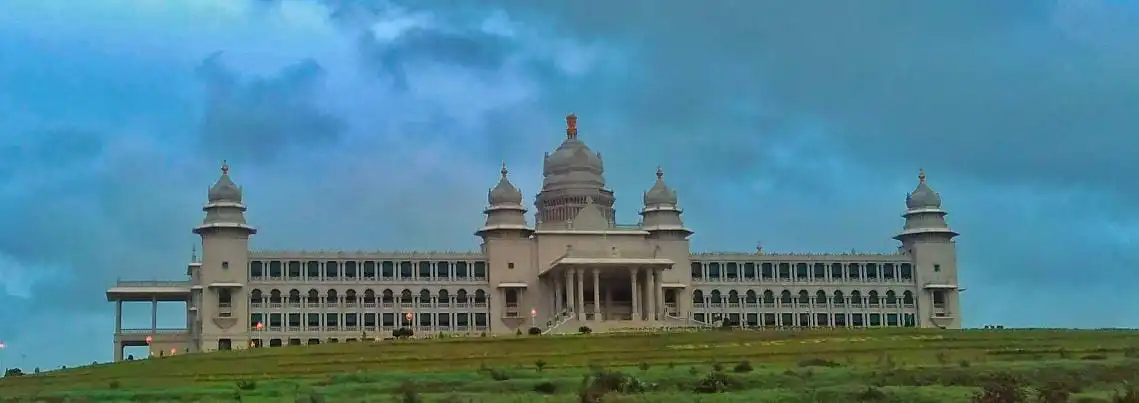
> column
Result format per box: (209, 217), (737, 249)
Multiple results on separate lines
(553, 276), (562, 317)
(655, 268), (665, 319)
(629, 268), (640, 320)
(576, 268), (586, 321)
(564, 270), (574, 317)
(645, 270), (657, 321)
(113, 342), (123, 362)
(115, 300), (123, 333)
(604, 285), (614, 321)
(592, 269), (601, 321)
(151, 297), (158, 331)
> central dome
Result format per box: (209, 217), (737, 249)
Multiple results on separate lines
(541, 114), (605, 190)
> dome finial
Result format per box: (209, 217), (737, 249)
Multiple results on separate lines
(656, 166), (664, 179)
(918, 168), (926, 183)
(500, 161), (509, 178)
(566, 113), (578, 139)
(221, 160), (229, 175)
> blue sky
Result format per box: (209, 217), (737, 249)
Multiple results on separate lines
(1, 0), (1138, 369)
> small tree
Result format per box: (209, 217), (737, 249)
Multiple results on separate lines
(528, 327), (542, 335)
(578, 326), (593, 334)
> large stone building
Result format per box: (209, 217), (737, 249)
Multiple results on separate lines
(106, 115), (963, 360)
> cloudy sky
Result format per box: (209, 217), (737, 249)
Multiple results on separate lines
(2, 0), (1138, 369)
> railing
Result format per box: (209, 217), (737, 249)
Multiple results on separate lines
(119, 328), (189, 334)
(114, 280), (191, 287)
(249, 276), (490, 283)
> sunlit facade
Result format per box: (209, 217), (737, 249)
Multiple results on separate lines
(106, 115), (963, 360)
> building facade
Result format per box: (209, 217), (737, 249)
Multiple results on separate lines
(106, 115), (963, 360)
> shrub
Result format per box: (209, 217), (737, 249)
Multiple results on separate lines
(108, 380), (121, 389)
(528, 327), (542, 335)
(711, 361), (724, 372)
(1082, 354), (1108, 361)
(395, 380), (421, 403)
(732, 360), (753, 373)
(3, 368), (22, 377)
(533, 381), (557, 394)
(971, 373), (1026, 403)
(1113, 383), (1139, 403)
(798, 358), (841, 368)
(578, 326), (592, 334)
(692, 371), (741, 393)
(534, 359), (546, 372)
(638, 362), (650, 371)
(392, 327), (414, 339)
(1037, 380), (1072, 403)
(516, 329), (523, 336)
(236, 379), (257, 390)
(488, 369), (511, 381)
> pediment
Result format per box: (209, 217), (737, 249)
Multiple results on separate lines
(570, 198), (609, 231)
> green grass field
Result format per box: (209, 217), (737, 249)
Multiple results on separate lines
(2, 328), (1139, 402)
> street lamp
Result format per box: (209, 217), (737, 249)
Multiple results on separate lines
(530, 308), (537, 328)
(145, 335), (153, 357)
(254, 322), (264, 348)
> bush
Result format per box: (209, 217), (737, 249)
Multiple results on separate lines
(392, 327), (414, 339)
(395, 381), (421, 403)
(692, 371), (741, 393)
(533, 381), (557, 394)
(516, 329), (523, 336)
(798, 358), (841, 368)
(236, 379), (257, 390)
(3, 368), (23, 377)
(578, 326), (592, 334)
(488, 369), (511, 381)
(971, 373), (1026, 403)
(732, 360), (753, 373)
(534, 359), (547, 372)
(528, 327), (542, 335)
(108, 380), (121, 389)
(638, 362), (650, 371)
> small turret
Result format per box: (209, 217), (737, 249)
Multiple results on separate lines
(639, 167), (692, 239)
(894, 169), (962, 329)
(477, 162), (533, 238)
(194, 161), (256, 236)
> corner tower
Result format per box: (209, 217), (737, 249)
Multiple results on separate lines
(534, 114), (615, 228)
(477, 163), (535, 334)
(192, 161), (257, 350)
(893, 169), (962, 329)
(640, 167), (693, 240)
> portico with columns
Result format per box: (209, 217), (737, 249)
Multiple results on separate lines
(545, 258), (674, 324)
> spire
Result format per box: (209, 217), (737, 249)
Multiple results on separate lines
(643, 166), (678, 206)
(566, 113), (578, 139)
(906, 168), (941, 210)
(191, 244), (198, 262)
(500, 161), (509, 178)
(207, 160), (242, 203)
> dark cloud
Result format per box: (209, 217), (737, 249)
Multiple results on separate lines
(196, 53), (345, 163)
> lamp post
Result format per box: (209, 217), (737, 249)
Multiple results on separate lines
(144, 335), (153, 357)
(530, 308), (536, 328)
(254, 322), (264, 348)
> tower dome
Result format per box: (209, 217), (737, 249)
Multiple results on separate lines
(541, 114), (605, 190)
(488, 162), (523, 205)
(905, 169), (941, 209)
(208, 161), (242, 203)
(643, 167), (678, 206)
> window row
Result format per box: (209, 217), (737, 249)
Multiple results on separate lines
(248, 260), (488, 281)
(691, 289), (916, 306)
(245, 288), (490, 308)
(249, 312), (490, 330)
(694, 312), (918, 328)
(691, 262), (913, 281)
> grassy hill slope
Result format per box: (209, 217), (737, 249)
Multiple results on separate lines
(1, 328), (1138, 402)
